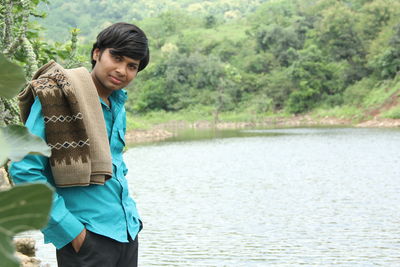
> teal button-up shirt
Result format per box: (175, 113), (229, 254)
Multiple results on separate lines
(10, 90), (141, 249)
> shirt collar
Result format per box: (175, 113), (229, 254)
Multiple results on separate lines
(110, 89), (128, 105)
(99, 89), (127, 107)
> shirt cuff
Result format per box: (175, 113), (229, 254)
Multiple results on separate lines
(42, 212), (84, 249)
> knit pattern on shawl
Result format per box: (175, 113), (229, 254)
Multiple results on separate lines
(18, 61), (112, 187)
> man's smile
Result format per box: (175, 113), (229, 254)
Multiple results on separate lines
(109, 75), (123, 85)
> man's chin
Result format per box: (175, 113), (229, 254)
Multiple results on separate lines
(106, 84), (124, 91)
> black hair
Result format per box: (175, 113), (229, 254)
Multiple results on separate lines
(91, 22), (149, 71)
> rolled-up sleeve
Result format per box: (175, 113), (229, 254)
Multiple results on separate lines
(9, 97), (84, 249)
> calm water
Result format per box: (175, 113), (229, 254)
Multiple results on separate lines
(21, 127), (400, 266)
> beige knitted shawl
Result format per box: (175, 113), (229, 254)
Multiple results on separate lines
(18, 61), (112, 187)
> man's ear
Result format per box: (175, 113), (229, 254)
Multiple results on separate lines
(92, 48), (100, 61)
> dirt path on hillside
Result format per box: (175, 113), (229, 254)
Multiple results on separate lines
(357, 87), (400, 127)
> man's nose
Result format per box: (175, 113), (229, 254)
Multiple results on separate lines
(115, 64), (127, 77)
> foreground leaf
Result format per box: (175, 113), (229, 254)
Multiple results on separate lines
(0, 183), (53, 267)
(0, 54), (26, 99)
(0, 131), (10, 166)
(1, 125), (51, 162)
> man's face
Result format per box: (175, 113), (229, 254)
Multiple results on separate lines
(91, 48), (140, 94)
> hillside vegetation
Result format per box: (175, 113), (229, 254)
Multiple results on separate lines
(38, 0), (268, 42)
(35, 0), (400, 126)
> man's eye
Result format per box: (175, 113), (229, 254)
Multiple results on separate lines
(113, 55), (122, 61)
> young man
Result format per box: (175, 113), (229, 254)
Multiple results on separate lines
(10, 22), (149, 267)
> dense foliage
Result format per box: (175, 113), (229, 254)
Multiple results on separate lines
(127, 0), (400, 115)
(34, 0), (400, 118)
(0, 0), (82, 127)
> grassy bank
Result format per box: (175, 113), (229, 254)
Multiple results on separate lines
(127, 75), (400, 132)
(125, 108), (353, 144)
(125, 100), (400, 144)
(127, 103), (399, 132)
(126, 108), (354, 132)
(126, 107), (294, 130)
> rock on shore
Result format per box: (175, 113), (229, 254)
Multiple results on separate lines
(356, 118), (400, 127)
(125, 128), (174, 143)
(14, 238), (41, 267)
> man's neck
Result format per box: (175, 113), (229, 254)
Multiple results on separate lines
(97, 93), (111, 108)
(91, 73), (111, 106)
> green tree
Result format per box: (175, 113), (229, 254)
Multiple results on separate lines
(131, 52), (241, 113)
(369, 23), (400, 79)
(358, 0), (396, 40)
(317, 3), (365, 62)
(0, 0), (81, 127)
(287, 45), (346, 113)
(255, 24), (301, 66)
(204, 14), (217, 28)
(264, 68), (294, 110)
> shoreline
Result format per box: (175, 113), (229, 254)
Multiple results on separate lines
(125, 115), (400, 144)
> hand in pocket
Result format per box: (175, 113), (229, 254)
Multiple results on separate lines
(71, 228), (87, 253)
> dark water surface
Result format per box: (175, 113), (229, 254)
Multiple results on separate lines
(22, 127), (400, 266)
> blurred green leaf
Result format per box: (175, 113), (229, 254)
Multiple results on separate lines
(0, 54), (26, 99)
(1, 125), (51, 162)
(0, 131), (10, 166)
(0, 183), (53, 267)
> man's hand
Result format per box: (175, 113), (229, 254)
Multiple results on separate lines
(71, 228), (87, 253)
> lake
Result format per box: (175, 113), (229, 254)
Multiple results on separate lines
(21, 127), (400, 266)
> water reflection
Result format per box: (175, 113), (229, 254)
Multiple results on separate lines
(24, 127), (400, 266)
